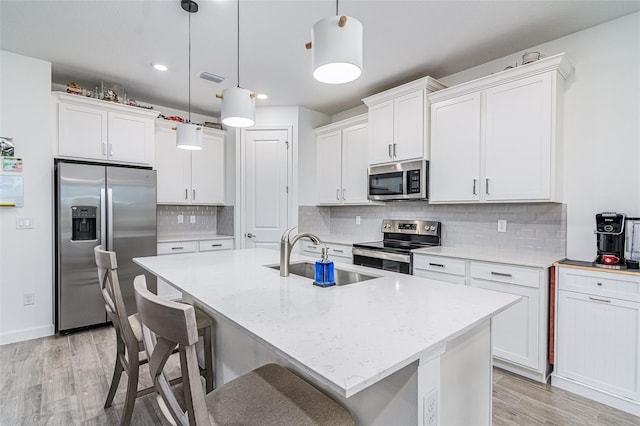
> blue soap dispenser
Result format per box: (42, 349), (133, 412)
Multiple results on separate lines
(314, 246), (335, 287)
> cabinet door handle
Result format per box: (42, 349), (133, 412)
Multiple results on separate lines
(342, 189), (346, 200)
(336, 189), (340, 200)
(102, 143), (107, 156)
(306, 245), (318, 250)
(108, 143), (114, 156)
(393, 143), (397, 158)
(171, 246), (184, 250)
(388, 144), (393, 158)
(193, 189), (196, 200)
(491, 271), (512, 278)
(185, 189), (188, 200)
(429, 262), (445, 268)
(485, 178), (490, 195)
(589, 296), (611, 303)
(245, 233), (256, 238)
(210, 243), (222, 247)
(596, 282), (603, 286)
(472, 179), (477, 195)
(333, 249), (344, 253)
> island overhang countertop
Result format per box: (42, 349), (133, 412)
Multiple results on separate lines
(134, 248), (519, 398)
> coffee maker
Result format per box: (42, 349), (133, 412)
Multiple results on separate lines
(594, 212), (626, 269)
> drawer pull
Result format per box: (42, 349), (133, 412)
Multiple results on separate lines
(429, 263), (445, 268)
(210, 244), (222, 247)
(596, 282), (603, 286)
(306, 245), (318, 250)
(171, 246), (184, 250)
(491, 271), (512, 278)
(333, 249), (344, 253)
(589, 296), (611, 303)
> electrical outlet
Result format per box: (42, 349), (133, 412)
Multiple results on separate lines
(177, 214), (184, 224)
(190, 215), (196, 224)
(356, 215), (361, 225)
(16, 216), (33, 229)
(425, 390), (438, 426)
(497, 219), (507, 233)
(23, 293), (35, 306)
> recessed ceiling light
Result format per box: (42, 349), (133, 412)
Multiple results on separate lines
(153, 64), (168, 71)
(256, 93), (268, 100)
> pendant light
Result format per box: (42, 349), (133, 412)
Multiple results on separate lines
(305, 0), (363, 84)
(176, 0), (203, 150)
(217, 0), (255, 128)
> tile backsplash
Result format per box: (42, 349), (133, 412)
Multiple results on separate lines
(299, 202), (566, 254)
(157, 205), (234, 239)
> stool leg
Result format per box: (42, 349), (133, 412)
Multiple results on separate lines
(203, 326), (214, 392)
(120, 356), (139, 426)
(105, 337), (126, 408)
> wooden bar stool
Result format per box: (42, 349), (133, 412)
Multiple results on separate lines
(95, 246), (214, 425)
(133, 275), (355, 426)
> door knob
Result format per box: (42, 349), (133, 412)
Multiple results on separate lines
(245, 233), (256, 238)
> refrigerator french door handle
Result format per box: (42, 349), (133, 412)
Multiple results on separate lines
(100, 188), (107, 249)
(107, 188), (114, 250)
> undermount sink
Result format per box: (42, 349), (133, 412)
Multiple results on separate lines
(266, 262), (379, 286)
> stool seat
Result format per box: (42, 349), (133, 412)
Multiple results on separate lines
(205, 363), (354, 425)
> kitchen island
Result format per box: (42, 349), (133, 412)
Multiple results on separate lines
(134, 248), (519, 425)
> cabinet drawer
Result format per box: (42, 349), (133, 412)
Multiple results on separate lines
(301, 240), (322, 255)
(157, 241), (198, 255)
(558, 268), (640, 302)
(413, 255), (466, 277)
(328, 244), (352, 260)
(413, 268), (466, 285)
(199, 239), (234, 252)
(470, 262), (540, 288)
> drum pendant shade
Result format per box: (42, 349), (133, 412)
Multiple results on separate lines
(176, 122), (203, 150)
(311, 15), (363, 84)
(221, 87), (255, 128)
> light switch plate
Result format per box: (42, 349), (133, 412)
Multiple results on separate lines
(190, 215), (196, 224)
(356, 215), (361, 225)
(177, 214), (184, 224)
(16, 216), (33, 229)
(497, 219), (507, 233)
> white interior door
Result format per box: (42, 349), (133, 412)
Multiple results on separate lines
(243, 128), (289, 250)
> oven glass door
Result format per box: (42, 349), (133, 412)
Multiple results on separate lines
(353, 252), (411, 274)
(369, 171), (404, 198)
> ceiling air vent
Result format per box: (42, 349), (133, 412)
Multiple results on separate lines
(200, 72), (225, 84)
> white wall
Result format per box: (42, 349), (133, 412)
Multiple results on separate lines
(0, 51), (54, 344)
(438, 13), (640, 261)
(298, 107), (330, 206)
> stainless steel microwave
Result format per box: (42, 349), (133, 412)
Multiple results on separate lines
(368, 160), (428, 201)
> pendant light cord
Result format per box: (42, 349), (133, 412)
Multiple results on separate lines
(237, 0), (240, 88)
(188, 8), (192, 123)
(336, 0), (338, 15)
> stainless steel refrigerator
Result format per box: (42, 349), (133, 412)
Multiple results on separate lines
(55, 161), (157, 333)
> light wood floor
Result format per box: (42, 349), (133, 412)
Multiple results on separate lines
(1, 326), (638, 425)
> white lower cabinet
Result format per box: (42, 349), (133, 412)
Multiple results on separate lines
(553, 267), (640, 416)
(300, 240), (353, 264)
(413, 253), (550, 382)
(157, 238), (234, 299)
(413, 255), (466, 285)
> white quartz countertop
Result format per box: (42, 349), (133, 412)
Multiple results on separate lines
(413, 245), (564, 268)
(157, 234), (234, 243)
(134, 248), (519, 398)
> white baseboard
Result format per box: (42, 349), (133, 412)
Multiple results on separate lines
(551, 374), (640, 417)
(0, 324), (54, 345)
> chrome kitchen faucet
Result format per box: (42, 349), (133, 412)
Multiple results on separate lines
(280, 226), (322, 277)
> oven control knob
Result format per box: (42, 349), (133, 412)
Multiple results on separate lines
(603, 224), (614, 232)
(429, 225), (436, 231)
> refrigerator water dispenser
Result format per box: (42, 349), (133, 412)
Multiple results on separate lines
(71, 206), (97, 241)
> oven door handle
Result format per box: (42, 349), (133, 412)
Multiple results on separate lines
(352, 248), (411, 263)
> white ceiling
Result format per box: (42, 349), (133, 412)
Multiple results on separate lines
(1, 1), (639, 117)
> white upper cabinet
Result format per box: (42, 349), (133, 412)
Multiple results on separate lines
(428, 53), (573, 204)
(363, 76), (446, 165)
(430, 93), (482, 202)
(315, 114), (371, 205)
(54, 92), (157, 165)
(155, 120), (226, 205)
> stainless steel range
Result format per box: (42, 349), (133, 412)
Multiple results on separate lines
(352, 219), (441, 274)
